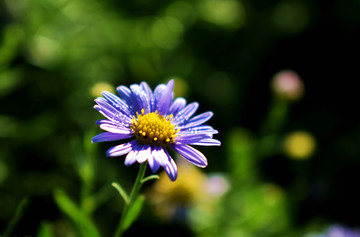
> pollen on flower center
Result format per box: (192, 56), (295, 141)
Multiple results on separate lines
(131, 109), (179, 146)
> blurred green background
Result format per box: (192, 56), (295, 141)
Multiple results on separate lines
(1, 0), (360, 236)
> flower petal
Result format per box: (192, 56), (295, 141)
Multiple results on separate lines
(130, 84), (151, 114)
(99, 124), (132, 134)
(140, 82), (153, 101)
(141, 81), (156, 112)
(171, 143), (208, 168)
(169, 97), (187, 116)
(102, 91), (133, 117)
(153, 83), (166, 111)
(176, 133), (212, 144)
(94, 98), (132, 126)
(148, 147), (161, 173)
(153, 83), (166, 95)
(179, 125), (218, 135)
(163, 149), (177, 181)
(151, 147), (177, 181)
(94, 98), (118, 117)
(95, 110), (132, 127)
(116, 85), (133, 106)
(178, 112), (213, 129)
(95, 119), (132, 129)
(172, 102), (199, 125)
(152, 146), (168, 167)
(107, 140), (137, 157)
(92, 132), (132, 143)
(96, 119), (113, 126)
(155, 79), (174, 115)
(188, 138), (221, 146)
(124, 143), (143, 166)
(136, 144), (151, 163)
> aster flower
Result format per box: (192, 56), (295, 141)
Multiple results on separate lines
(92, 79), (220, 181)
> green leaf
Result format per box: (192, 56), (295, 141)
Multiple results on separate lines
(3, 197), (29, 237)
(141, 174), (160, 184)
(112, 182), (129, 205)
(37, 222), (54, 237)
(53, 188), (100, 237)
(121, 195), (145, 231)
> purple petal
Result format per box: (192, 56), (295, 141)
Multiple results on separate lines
(92, 132), (132, 143)
(102, 91), (133, 117)
(188, 138), (221, 146)
(130, 84), (151, 114)
(172, 102), (199, 125)
(141, 81), (156, 112)
(179, 125), (218, 135)
(94, 98), (132, 126)
(116, 85), (142, 114)
(171, 143), (208, 168)
(94, 98), (118, 117)
(155, 79), (174, 115)
(169, 97), (187, 116)
(176, 133), (212, 144)
(140, 82), (153, 101)
(95, 109), (132, 127)
(95, 119), (132, 129)
(136, 144), (151, 163)
(116, 85), (133, 106)
(178, 112), (213, 129)
(153, 83), (166, 111)
(96, 119), (113, 126)
(124, 143), (143, 166)
(163, 149), (177, 181)
(148, 147), (161, 173)
(151, 147), (177, 181)
(99, 124), (132, 134)
(107, 140), (137, 157)
(152, 146), (168, 167)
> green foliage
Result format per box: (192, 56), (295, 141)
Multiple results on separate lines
(2, 198), (29, 237)
(54, 188), (100, 237)
(121, 195), (145, 232)
(37, 222), (54, 237)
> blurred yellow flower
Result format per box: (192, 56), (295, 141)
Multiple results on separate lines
(147, 159), (228, 220)
(283, 131), (316, 159)
(89, 82), (115, 97)
(171, 77), (189, 98)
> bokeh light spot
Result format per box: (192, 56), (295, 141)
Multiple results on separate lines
(89, 82), (115, 98)
(198, 0), (246, 29)
(271, 0), (310, 34)
(284, 131), (316, 159)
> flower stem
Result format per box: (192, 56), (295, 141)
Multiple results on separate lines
(113, 162), (147, 237)
(3, 197), (28, 237)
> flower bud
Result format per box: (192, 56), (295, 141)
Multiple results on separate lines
(271, 70), (304, 101)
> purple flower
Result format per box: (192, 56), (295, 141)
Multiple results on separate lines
(323, 225), (360, 237)
(92, 80), (220, 181)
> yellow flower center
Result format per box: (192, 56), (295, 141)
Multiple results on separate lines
(131, 109), (179, 146)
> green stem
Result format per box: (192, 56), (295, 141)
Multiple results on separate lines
(3, 197), (28, 237)
(260, 98), (288, 135)
(113, 162), (147, 237)
(112, 182), (130, 205)
(141, 174), (160, 184)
